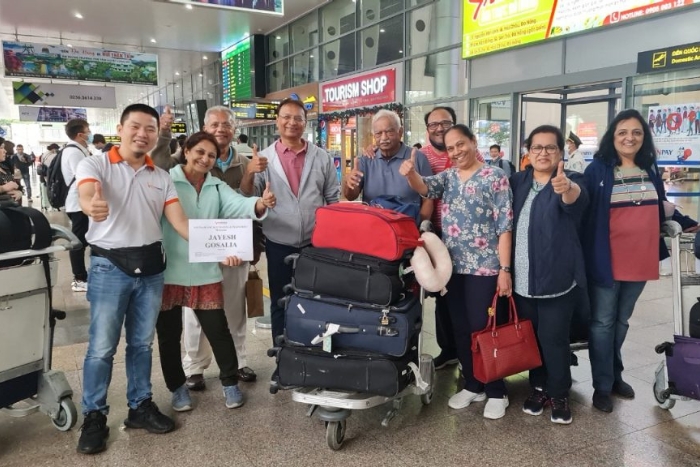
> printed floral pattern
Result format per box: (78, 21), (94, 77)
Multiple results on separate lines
(424, 166), (513, 275)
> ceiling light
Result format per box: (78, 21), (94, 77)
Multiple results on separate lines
(150, 38), (157, 43)
(203, 55), (208, 60)
(175, 71), (180, 76)
(199, 73), (203, 77)
(67, 44), (73, 48)
(309, 55), (314, 58)
(276, 36), (281, 40)
(399, 50), (403, 53)
(185, 3), (193, 9)
(380, 29), (385, 33)
(74, 12), (83, 19)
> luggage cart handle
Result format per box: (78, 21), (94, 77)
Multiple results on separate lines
(0, 224), (82, 263)
(662, 220), (682, 238)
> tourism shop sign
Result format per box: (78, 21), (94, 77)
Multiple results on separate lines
(2, 41), (159, 85)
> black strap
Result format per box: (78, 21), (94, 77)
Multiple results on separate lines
(11, 206), (53, 250)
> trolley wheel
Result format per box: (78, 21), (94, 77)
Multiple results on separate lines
(420, 391), (433, 405)
(51, 398), (78, 431)
(325, 420), (346, 451)
(653, 382), (676, 410)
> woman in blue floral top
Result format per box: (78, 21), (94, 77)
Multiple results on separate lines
(401, 124), (514, 420)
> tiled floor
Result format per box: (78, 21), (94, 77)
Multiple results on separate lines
(1, 176), (700, 466)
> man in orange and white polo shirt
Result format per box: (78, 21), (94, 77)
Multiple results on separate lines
(74, 104), (189, 455)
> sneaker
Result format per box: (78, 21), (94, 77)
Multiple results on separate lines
(237, 366), (257, 382)
(523, 387), (549, 416)
(223, 384), (244, 409)
(72, 280), (88, 292)
(171, 385), (193, 412)
(612, 380), (635, 399)
(433, 353), (459, 370)
(550, 397), (573, 424)
(483, 396), (509, 420)
(76, 411), (109, 455)
(448, 389), (486, 409)
(123, 399), (175, 433)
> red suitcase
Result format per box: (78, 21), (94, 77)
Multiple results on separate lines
(312, 203), (422, 261)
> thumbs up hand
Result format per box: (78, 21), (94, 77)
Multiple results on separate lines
(345, 156), (364, 190)
(551, 161), (571, 195)
(247, 144), (268, 175)
(90, 181), (109, 222)
(160, 105), (175, 133)
(261, 181), (276, 209)
(399, 148), (417, 177)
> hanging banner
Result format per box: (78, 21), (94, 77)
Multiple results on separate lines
(19, 106), (88, 123)
(462, 0), (700, 59)
(13, 82), (116, 108)
(647, 103), (700, 165)
(163, 0), (283, 15)
(2, 41), (159, 85)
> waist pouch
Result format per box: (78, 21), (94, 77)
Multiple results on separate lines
(91, 242), (166, 277)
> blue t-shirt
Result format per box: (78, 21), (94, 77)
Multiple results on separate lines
(357, 144), (433, 205)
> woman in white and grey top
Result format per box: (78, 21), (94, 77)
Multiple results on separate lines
(509, 125), (588, 426)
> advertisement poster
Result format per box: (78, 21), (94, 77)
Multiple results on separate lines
(2, 41), (159, 85)
(462, 0), (700, 59)
(19, 106), (87, 123)
(165, 0), (282, 15)
(13, 81), (116, 109)
(648, 103), (700, 165)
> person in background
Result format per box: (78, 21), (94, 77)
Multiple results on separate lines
(39, 143), (60, 210)
(400, 124), (513, 420)
(582, 109), (668, 414)
(0, 137), (23, 203)
(12, 144), (33, 201)
(233, 134), (253, 158)
(565, 132), (586, 174)
(510, 125), (588, 425)
(488, 144), (515, 178)
(92, 134), (107, 154)
(240, 97), (340, 347)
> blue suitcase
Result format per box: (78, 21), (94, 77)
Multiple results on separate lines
(284, 293), (422, 357)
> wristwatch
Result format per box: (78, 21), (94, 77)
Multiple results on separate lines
(499, 265), (512, 273)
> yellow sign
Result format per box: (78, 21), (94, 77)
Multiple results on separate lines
(652, 51), (667, 68)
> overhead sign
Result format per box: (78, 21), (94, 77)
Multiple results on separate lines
(647, 102), (700, 165)
(104, 135), (121, 144)
(637, 41), (700, 74)
(13, 81), (116, 109)
(222, 38), (252, 105)
(2, 41), (158, 85)
(321, 68), (397, 112)
(171, 122), (187, 134)
(164, 0), (283, 15)
(266, 82), (320, 118)
(462, 0), (700, 59)
(19, 106), (87, 123)
(230, 101), (279, 120)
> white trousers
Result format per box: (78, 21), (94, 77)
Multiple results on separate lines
(182, 263), (249, 375)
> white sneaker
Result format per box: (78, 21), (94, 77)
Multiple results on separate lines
(448, 389), (486, 409)
(483, 396), (509, 420)
(72, 280), (87, 292)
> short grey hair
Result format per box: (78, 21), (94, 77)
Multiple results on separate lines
(372, 109), (401, 130)
(204, 106), (236, 126)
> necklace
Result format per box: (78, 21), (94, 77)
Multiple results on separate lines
(531, 180), (546, 193)
(615, 167), (647, 205)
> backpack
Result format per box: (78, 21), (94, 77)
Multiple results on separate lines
(0, 201), (52, 268)
(46, 144), (78, 209)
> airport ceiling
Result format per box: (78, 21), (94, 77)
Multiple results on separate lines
(0, 0), (329, 99)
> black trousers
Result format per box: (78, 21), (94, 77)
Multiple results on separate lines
(67, 211), (89, 282)
(434, 293), (457, 359)
(156, 306), (238, 391)
(514, 289), (577, 399)
(265, 238), (302, 346)
(445, 274), (506, 398)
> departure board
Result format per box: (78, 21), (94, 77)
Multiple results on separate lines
(230, 101), (279, 120)
(222, 39), (252, 105)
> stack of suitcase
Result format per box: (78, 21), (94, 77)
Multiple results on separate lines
(271, 204), (424, 397)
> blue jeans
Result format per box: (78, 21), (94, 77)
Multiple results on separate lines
(81, 256), (164, 414)
(588, 281), (646, 393)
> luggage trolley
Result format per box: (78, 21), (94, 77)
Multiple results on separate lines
(653, 221), (700, 409)
(269, 289), (434, 451)
(0, 224), (82, 431)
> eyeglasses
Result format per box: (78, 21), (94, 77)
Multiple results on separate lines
(529, 145), (559, 155)
(426, 120), (454, 131)
(278, 115), (306, 123)
(374, 129), (398, 138)
(208, 122), (233, 130)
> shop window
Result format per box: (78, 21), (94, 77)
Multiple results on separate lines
(267, 59), (289, 93)
(291, 49), (319, 87)
(470, 96), (513, 163)
(321, 0), (357, 43)
(268, 27), (290, 62)
(406, 48), (465, 104)
(360, 0), (404, 26)
(360, 15), (404, 69)
(291, 12), (319, 54)
(321, 35), (356, 80)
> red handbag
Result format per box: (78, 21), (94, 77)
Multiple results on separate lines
(471, 294), (542, 384)
(312, 203), (422, 261)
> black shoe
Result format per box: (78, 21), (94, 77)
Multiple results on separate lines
(522, 387), (549, 416)
(592, 390), (613, 413)
(237, 366), (257, 382)
(185, 374), (206, 391)
(76, 411), (109, 455)
(550, 397), (572, 425)
(433, 353), (459, 370)
(612, 380), (635, 399)
(123, 399), (175, 434)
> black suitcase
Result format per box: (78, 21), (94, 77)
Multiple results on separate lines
(275, 344), (417, 397)
(284, 293), (422, 357)
(290, 247), (407, 306)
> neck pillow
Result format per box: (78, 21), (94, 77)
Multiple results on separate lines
(408, 231), (452, 294)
